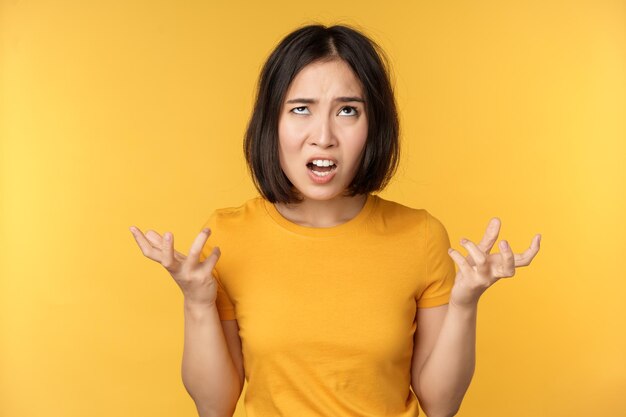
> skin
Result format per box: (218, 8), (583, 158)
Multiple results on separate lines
(129, 226), (221, 306)
(412, 220), (541, 417)
(449, 218), (542, 308)
(129, 56), (543, 417)
(274, 58), (369, 228)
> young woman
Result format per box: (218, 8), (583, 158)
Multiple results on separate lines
(130, 24), (541, 417)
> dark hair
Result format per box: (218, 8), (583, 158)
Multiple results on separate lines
(244, 24), (400, 204)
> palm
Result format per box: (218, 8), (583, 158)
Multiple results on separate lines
(142, 229), (187, 264)
(448, 217), (542, 306)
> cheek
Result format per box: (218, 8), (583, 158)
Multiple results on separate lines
(349, 125), (368, 161)
(277, 129), (301, 171)
(278, 124), (305, 155)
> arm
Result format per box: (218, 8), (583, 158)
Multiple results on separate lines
(182, 301), (242, 417)
(129, 223), (243, 416)
(411, 302), (477, 417)
(413, 216), (541, 416)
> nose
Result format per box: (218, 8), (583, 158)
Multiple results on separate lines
(308, 117), (337, 148)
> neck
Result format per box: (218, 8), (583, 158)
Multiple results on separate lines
(274, 193), (368, 228)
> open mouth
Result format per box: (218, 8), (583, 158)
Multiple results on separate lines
(306, 161), (338, 177)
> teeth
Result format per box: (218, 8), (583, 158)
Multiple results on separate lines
(311, 159), (335, 167)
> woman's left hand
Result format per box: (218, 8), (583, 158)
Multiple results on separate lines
(447, 217), (541, 308)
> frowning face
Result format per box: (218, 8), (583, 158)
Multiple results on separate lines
(277, 58), (368, 203)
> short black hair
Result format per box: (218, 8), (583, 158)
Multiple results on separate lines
(244, 23), (400, 204)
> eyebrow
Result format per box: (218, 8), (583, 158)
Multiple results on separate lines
(285, 96), (365, 104)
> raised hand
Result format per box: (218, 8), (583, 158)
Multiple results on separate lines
(129, 226), (221, 307)
(447, 217), (541, 308)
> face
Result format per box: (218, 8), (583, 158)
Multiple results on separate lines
(277, 58), (368, 202)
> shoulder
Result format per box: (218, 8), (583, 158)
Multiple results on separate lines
(369, 195), (449, 239)
(374, 195), (424, 217)
(202, 196), (266, 231)
(370, 195), (427, 231)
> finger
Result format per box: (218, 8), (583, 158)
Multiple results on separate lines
(200, 246), (221, 276)
(498, 240), (515, 277)
(514, 234), (542, 267)
(460, 238), (488, 272)
(188, 228), (212, 266)
(145, 229), (186, 262)
(448, 247), (474, 276)
(476, 217), (501, 254)
(129, 226), (161, 262)
(145, 230), (163, 247)
(161, 231), (176, 269)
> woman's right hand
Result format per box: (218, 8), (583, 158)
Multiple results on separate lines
(129, 226), (221, 307)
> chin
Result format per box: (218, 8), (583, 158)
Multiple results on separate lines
(298, 186), (348, 202)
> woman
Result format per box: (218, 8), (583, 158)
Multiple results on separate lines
(130, 24), (541, 417)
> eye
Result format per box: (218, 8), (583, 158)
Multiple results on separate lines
(340, 106), (359, 116)
(291, 106), (310, 115)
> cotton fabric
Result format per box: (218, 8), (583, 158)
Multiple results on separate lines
(199, 193), (456, 416)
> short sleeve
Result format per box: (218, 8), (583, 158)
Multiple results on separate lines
(198, 212), (237, 320)
(416, 211), (457, 308)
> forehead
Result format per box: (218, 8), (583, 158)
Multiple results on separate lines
(285, 59), (364, 97)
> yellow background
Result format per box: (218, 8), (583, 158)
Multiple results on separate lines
(1, 1), (624, 416)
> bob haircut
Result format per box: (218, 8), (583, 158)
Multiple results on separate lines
(244, 24), (400, 204)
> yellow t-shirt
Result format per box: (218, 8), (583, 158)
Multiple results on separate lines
(199, 193), (456, 417)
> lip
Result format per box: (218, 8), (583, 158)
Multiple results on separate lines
(307, 165), (337, 184)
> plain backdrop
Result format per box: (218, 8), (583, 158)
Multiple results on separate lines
(1, 1), (625, 416)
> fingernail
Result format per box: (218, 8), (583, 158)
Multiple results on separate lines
(165, 232), (171, 241)
(500, 240), (508, 249)
(460, 238), (468, 244)
(203, 228), (210, 233)
(448, 248), (454, 253)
